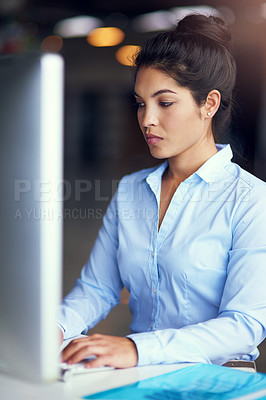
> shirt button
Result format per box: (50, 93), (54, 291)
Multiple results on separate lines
(152, 251), (155, 257)
(153, 287), (157, 294)
(150, 323), (154, 330)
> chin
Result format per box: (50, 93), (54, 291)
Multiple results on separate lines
(149, 148), (169, 160)
(150, 151), (169, 160)
(150, 152), (166, 160)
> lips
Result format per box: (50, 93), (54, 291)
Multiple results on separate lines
(145, 134), (163, 145)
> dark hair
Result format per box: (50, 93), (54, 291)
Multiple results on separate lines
(133, 14), (237, 139)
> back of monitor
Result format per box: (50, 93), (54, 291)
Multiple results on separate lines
(0, 52), (64, 382)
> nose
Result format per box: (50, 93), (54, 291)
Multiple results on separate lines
(139, 105), (158, 128)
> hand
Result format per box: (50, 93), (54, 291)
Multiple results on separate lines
(61, 334), (138, 369)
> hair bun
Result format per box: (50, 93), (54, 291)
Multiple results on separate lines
(176, 14), (233, 52)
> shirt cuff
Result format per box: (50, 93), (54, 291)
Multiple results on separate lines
(127, 331), (163, 366)
(57, 305), (88, 340)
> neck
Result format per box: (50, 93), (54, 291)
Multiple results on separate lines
(166, 136), (218, 182)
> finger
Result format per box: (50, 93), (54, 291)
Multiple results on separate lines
(64, 343), (109, 364)
(62, 338), (92, 362)
(85, 356), (113, 369)
(64, 347), (95, 364)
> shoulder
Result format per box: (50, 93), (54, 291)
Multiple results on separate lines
(225, 162), (266, 194)
(226, 163), (266, 224)
(225, 165), (266, 246)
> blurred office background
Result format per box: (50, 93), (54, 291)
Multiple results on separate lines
(1, 0), (266, 371)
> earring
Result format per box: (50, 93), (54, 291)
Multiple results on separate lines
(207, 112), (211, 116)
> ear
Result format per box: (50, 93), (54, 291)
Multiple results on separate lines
(202, 90), (221, 119)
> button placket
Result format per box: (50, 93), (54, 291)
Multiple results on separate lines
(150, 247), (159, 330)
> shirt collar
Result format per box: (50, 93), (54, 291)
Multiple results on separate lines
(145, 144), (233, 186)
(145, 161), (168, 194)
(194, 144), (233, 183)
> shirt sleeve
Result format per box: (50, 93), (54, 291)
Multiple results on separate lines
(58, 191), (123, 340)
(128, 183), (266, 366)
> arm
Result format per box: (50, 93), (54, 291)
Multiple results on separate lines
(128, 184), (266, 366)
(57, 191), (123, 340)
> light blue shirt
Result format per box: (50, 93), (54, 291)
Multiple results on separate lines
(58, 144), (266, 366)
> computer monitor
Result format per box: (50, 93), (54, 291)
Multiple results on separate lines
(0, 52), (64, 382)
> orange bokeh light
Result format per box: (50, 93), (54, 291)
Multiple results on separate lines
(87, 27), (125, 47)
(115, 45), (141, 66)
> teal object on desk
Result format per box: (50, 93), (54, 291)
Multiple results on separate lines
(84, 364), (266, 400)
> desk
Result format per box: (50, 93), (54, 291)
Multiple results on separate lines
(0, 364), (187, 400)
(2, 363), (266, 400)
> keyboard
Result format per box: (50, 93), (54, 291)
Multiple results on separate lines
(59, 359), (114, 381)
(59, 335), (114, 380)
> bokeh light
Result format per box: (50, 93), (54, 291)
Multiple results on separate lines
(54, 16), (102, 38)
(115, 45), (141, 66)
(40, 35), (63, 52)
(87, 27), (125, 47)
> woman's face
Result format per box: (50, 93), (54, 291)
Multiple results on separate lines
(134, 67), (211, 160)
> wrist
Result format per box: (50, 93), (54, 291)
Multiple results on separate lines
(58, 327), (64, 345)
(126, 337), (138, 366)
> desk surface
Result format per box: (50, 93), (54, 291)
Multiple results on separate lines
(2, 363), (266, 400)
(0, 363), (187, 400)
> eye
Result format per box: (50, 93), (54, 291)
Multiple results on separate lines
(136, 101), (145, 108)
(159, 102), (173, 107)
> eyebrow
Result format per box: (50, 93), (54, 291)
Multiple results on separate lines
(134, 89), (177, 98)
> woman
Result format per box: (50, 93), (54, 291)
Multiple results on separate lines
(59, 14), (266, 370)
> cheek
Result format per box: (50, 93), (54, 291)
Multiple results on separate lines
(162, 111), (183, 130)
(166, 108), (200, 130)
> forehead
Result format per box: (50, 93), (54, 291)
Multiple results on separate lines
(134, 67), (187, 95)
(135, 67), (175, 86)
